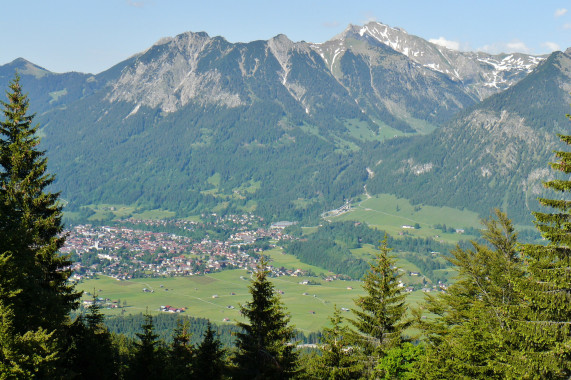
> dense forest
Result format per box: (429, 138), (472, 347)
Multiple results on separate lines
(2, 73), (571, 378)
(282, 221), (455, 282)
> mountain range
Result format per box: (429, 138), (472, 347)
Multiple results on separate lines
(0, 21), (568, 223)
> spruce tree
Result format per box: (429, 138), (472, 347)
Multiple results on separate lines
(64, 299), (118, 379)
(234, 258), (299, 379)
(167, 319), (194, 379)
(128, 313), (166, 380)
(0, 300), (58, 377)
(513, 120), (571, 378)
(194, 321), (226, 380)
(349, 236), (410, 375)
(308, 306), (363, 380)
(417, 209), (523, 379)
(0, 74), (80, 334)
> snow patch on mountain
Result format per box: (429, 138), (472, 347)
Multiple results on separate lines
(319, 21), (546, 100)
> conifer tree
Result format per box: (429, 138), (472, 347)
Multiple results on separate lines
(194, 321), (226, 380)
(64, 298), (118, 379)
(0, 300), (58, 377)
(0, 74), (80, 335)
(349, 236), (410, 375)
(234, 257), (299, 379)
(308, 306), (363, 380)
(128, 313), (166, 380)
(417, 209), (523, 379)
(167, 319), (194, 379)
(513, 119), (571, 378)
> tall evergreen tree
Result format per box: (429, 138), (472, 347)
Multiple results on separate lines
(417, 209), (523, 379)
(128, 313), (166, 380)
(234, 258), (299, 379)
(0, 74), (80, 334)
(513, 119), (571, 378)
(167, 319), (194, 379)
(349, 236), (410, 376)
(194, 321), (226, 380)
(64, 298), (118, 379)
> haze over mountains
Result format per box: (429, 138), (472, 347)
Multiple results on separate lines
(1, 21), (569, 223)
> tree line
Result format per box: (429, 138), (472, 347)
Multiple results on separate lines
(2, 76), (571, 378)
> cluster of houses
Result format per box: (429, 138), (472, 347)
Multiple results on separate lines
(160, 305), (186, 313)
(63, 215), (301, 282)
(82, 297), (121, 309)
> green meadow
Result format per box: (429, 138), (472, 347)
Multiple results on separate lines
(329, 193), (482, 244)
(76, 269), (429, 333)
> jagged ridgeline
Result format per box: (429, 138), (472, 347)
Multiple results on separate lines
(0, 22), (563, 222)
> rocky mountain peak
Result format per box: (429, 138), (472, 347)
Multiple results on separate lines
(318, 21), (546, 101)
(4, 58), (52, 78)
(105, 30), (243, 113)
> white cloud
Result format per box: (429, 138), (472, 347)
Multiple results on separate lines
(564, 23), (571, 29)
(506, 40), (531, 53)
(555, 8), (568, 17)
(479, 40), (531, 54)
(429, 36), (460, 51)
(543, 41), (560, 51)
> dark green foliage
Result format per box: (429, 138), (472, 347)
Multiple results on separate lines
(167, 319), (194, 379)
(285, 238), (369, 279)
(417, 210), (523, 378)
(367, 51), (571, 225)
(234, 258), (299, 379)
(128, 313), (167, 379)
(0, 74), (80, 334)
(0, 300), (58, 377)
(282, 221), (454, 280)
(64, 300), (119, 379)
(194, 321), (226, 380)
(512, 126), (571, 378)
(305, 306), (363, 380)
(350, 238), (411, 376)
(104, 313), (238, 346)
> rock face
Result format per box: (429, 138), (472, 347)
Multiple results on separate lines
(0, 22), (565, 221)
(313, 22), (545, 101)
(96, 22), (545, 133)
(106, 32), (243, 112)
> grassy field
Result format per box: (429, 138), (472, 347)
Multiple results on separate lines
(65, 203), (177, 222)
(350, 243), (456, 285)
(263, 247), (335, 276)
(76, 270), (429, 333)
(329, 193), (482, 244)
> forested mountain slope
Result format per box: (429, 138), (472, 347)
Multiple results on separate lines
(367, 49), (571, 223)
(0, 22), (553, 221)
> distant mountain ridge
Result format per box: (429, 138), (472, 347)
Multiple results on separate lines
(0, 22), (565, 222)
(367, 48), (571, 223)
(319, 22), (544, 100)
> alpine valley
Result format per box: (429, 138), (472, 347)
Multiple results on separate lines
(1, 21), (569, 224)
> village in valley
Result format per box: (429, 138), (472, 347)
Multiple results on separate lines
(64, 211), (451, 317)
(62, 214), (305, 283)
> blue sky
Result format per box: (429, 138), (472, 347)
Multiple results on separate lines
(2, 0), (570, 74)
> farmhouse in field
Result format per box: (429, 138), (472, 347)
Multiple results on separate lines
(160, 305), (186, 313)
